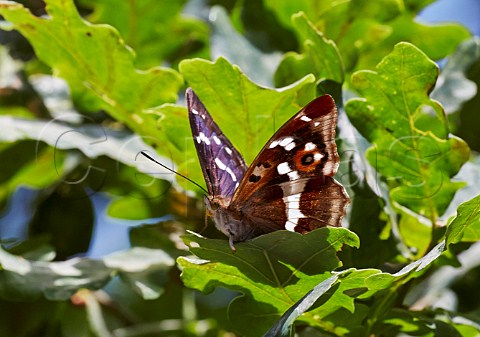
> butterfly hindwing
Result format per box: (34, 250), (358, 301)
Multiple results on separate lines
(187, 88), (248, 199)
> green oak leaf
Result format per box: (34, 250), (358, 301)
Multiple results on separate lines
(0, 0), (183, 152)
(265, 0), (470, 72)
(78, 0), (209, 68)
(179, 57), (315, 164)
(153, 56), (317, 191)
(263, 0), (320, 30)
(446, 194), (480, 247)
(345, 42), (469, 223)
(179, 230), (445, 336)
(177, 228), (359, 336)
(274, 12), (344, 88)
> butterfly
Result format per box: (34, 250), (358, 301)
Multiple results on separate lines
(187, 88), (349, 250)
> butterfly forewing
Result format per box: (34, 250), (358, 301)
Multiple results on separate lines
(187, 88), (248, 199)
(229, 95), (349, 233)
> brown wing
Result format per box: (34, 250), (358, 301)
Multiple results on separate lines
(229, 94), (349, 233)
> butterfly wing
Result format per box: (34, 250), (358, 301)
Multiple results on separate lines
(187, 88), (248, 199)
(229, 94), (349, 234)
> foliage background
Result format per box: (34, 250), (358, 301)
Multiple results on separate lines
(0, 0), (479, 336)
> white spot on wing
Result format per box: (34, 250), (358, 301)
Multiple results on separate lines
(213, 135), (221, 145)
(201, 115), (206, 119)
(324, 161), (337, 175)
(226, 167), (237, 182)
(198, 132), (210, 145)
(285, 222), (296, 231)
(285, 142), (296, 151)
(276, 137), (295, 151)
(215, 158), (237, 182)
(277, 162), (291, 175)
(300, 115), (312, 122)
(215, 158), (226, 170)
(192, 108), (199, 115)
(283, 193), (305, 232)
(269, 140), (280, 148)
(314, 122), (320, 127)
(305, 142), (316, 151)
(279, 137), (294, 147)
(225, 147), (233, 155)
(288, 171), (299, 180)
(314, 152), (324, 161)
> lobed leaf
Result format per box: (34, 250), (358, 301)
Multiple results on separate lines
(265, 0), (470, 72)
(264, 241), (446, 336)
(179, 57), (315, 164)
(0, 0), (183, 160)
(177, 228), (359, 335)
(345, 42), (469, 222)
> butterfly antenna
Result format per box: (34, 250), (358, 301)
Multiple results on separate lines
(140, 151), (209, 195)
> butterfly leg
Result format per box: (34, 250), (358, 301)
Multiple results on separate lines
(229, 236), (237, 252)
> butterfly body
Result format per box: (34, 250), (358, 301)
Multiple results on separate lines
(206, 195), (254, 242)
(187, 88), (349, 249)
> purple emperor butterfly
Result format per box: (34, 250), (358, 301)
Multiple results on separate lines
(187, 88), (349, 250)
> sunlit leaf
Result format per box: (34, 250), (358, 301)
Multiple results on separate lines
(0, 0), (184, 159)
(179, 57), (315, 164)
(265, 0), (470, 72)
(267, 241), (446, 335)
(345, 42), (469, 222)
(178, 228), (359, 335)
(446, 194), (480, 247)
